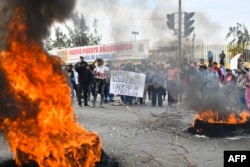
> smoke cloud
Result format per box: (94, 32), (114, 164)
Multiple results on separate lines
(0, 0), (75, 49)
(75, 0), (223, 46)
(184, 69), (241, 114)
(0, 0), (76, 120)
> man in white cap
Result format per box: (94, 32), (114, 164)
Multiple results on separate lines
(92, 58), (109, 107)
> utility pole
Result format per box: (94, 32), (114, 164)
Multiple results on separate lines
(166, 0), (195, 66)
(178, 0), (182, 67)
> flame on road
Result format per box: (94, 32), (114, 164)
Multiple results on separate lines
(193, 109), (250, 125)
(0, 7), (101, 167)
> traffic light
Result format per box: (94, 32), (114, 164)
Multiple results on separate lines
(166, 13), (175, 30)
(184, 12), (195, 37)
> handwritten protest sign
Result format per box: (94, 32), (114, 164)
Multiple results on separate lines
(110, 70), (145, 97)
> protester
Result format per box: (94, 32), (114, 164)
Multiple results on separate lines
(198, 64), (208, 93)
(205, 64), (219, 88)
(75, 56), (88, 68)
(104, 60), (115, 103)
(220, 63), (227, 83)
(223, 69), (235, 86)
(66, 64), (78, 100)
(237, 54), (248, 73)
(151, 64), (165, 107)
(219, 51), (226, 65)
(61, 56), (250, 113)
(212, 62), (223, 82)
(184, 62), (201, 105)
(236, 70), (247, 110)
(75, 61), (92, 107)
(245, 72), (250, 110)
(159, 63), (167, 101)
(92, 58), (109, 108)
(199, 64), (219, 108)
(166, 62), (180, 107)
(138, 61), (154, 104)
(120, 61), (135, 105)
(198, 58), (206, 67)
(207, 51), (213, 65)
(86, 64), (95, 102)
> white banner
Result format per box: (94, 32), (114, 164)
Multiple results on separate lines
(110, 70), (145, 97)
(50, 39), (149, 64)
(230, 54), (242, 70)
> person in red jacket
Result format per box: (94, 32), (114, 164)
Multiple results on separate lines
(212, 62), (223, 82)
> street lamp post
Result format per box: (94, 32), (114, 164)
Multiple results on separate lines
(132, 31), (139, 41)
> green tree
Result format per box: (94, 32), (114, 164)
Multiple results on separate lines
(66, 12), (89, 47)
(88, 18), (102, 45)
(44, 12), (102, 51)
(51, 27), (69, 49)
(43, 30), (53, 51)
(226, 23), (250, 59)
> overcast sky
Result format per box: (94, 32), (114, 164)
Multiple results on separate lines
(71, 0), (250, 47)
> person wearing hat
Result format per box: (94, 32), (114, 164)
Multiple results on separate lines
(92, 58), (109, 107)
(75, 61), (92, 107)
(75, 56), (88, 68)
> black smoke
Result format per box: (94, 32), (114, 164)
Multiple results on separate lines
(0, 0), (75, 122)
(184, 68), (242, 114)
(0, 0), (75, 49)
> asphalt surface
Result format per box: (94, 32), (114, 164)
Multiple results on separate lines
(0, 97), (250, 167)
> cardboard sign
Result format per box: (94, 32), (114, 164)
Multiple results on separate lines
(110, 70), (145, 97)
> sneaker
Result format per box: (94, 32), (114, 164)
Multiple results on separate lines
(78, 104), (83, 107)
(84, 104), (89, 107)
(100, 104), (104, 108)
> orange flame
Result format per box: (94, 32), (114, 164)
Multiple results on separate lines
(0, 7), (101, 167)
(193, 109), (250, 125)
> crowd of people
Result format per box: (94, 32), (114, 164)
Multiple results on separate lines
(65, 53), (250, 111)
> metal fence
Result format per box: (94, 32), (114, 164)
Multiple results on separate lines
(149, 44), (250, 65)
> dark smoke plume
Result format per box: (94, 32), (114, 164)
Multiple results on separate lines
(0, 0), (75, 49)
(0, 0), (75, 121)
(184, 70), (241, 114)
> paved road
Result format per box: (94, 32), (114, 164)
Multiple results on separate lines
(1, 97), (250, 167)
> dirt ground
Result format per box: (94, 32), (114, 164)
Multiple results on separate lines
(0, 98), (250, 167)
